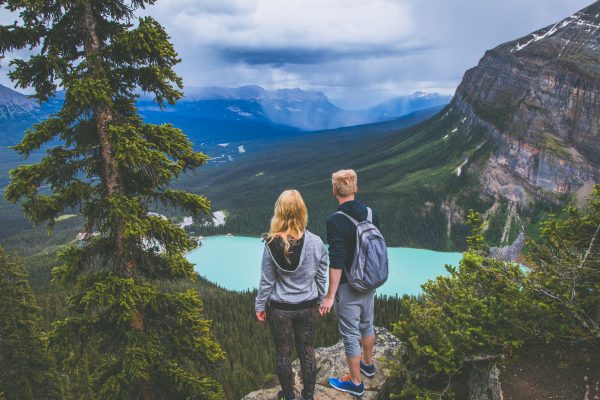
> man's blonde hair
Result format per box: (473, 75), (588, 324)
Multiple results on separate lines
(332, 169), (358, 197)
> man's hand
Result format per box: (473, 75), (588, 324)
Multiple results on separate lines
(320, 268), (342, 316)
(319, 295), (334, 316)
(255, 310), (266, 322)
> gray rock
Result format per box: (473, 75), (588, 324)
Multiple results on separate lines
(242, 327), (403, 400)
(468, 362), (503, 400)
(490, 231), (526, 262)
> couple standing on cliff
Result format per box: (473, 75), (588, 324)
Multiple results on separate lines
(255, 169), (389, 400)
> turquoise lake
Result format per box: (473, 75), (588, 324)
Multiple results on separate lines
(187, 236), (463, 296)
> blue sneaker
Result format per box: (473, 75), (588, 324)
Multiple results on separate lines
(360, 360), (376, 378)
(329, 375), (365, 397)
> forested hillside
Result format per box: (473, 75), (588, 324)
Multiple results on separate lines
(181, 108), (520, 251)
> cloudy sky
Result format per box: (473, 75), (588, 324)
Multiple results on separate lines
(0, 0), (593, 108)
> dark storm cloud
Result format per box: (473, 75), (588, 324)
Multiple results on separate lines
(217, 45), (433, 66)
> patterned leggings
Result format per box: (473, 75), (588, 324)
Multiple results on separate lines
(267, 306), (320, 399)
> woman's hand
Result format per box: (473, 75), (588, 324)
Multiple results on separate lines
(319, 295), (334, 316)
(255, 310), (267, 322)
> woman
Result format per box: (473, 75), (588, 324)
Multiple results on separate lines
(255, 189), (328, 400)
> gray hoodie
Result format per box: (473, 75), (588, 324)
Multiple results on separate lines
(255, 230), (328, 312)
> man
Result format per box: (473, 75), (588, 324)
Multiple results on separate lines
(320, 169), (378, 398)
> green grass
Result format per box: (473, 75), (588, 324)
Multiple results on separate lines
(538, 132), (575, 161)
(464, 91), (517, 132)
(508, 213), (522, 243)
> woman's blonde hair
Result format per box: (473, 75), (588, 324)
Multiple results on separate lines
(332, 169), (358, 197)
(267, 189), (308, 259)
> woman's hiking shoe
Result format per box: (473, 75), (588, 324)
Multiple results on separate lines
(328, 375), (365, 397)
(360, 360), (376, 378)
(277, 390), (295, 400)
(300, 389), (313, 400)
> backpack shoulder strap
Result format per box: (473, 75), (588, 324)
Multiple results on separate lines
(335, 211), (359, 226)
(367, 207), (373, 223)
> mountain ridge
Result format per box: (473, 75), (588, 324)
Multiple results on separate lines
(0, 82), (451, 146)
(0, 84), (38, 121)
(453, 0), (600, 203)
(183, 1), (600, 250)
(141, 85), (452, 131)
(181, 85), (331, 103)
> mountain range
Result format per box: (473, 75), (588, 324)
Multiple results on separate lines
(1, 1), (598, 251)
(0, 83), (451, 147)
(183, 0), (600, 250)
(0, 86), (62, 146)
(0, 82), (449, 190)
(164, 85), (451, 131)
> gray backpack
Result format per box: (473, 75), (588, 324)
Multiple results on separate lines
(336, 208), (389, 293)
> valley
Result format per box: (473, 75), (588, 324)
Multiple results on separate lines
(0, 85), (447, 261)
(176, 1), (600, 253)
(0, 1), (599, 399)
(179, 106), (485, 250)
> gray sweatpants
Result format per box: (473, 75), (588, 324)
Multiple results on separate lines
(333, 283), (375, 358)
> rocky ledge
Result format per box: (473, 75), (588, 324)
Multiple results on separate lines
(242, 327), (403, 400)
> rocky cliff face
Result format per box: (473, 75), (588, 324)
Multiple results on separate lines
(242, 327), (403, 400)
(453, 1), (600, 203)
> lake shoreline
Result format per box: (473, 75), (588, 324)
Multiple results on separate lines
(188, 236), (463, 297)
(192, 233), (464, 255)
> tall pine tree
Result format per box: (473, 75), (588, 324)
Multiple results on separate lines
(0, 247), (61, 400)
(1, 1), (225, 398)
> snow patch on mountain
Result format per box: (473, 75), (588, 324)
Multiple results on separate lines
(179, 216), (193, 228)
(512, 12), (582, 52)
(226, 105), (253, 118)
(455, 158), (469, 177)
